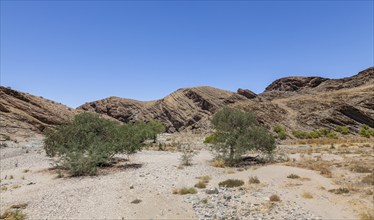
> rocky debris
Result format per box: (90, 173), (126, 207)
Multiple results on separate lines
(184, 187), (320, 220)
(0, 86), (78, 141)
(78, 86), (247, 132)
(237, 88), (257, 99)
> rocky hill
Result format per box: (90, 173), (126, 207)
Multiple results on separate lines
(2, 67), (373, 139)
(0, 86), (78, 141)
(78, 86), (247, 132)
(79, 67), (373, 134)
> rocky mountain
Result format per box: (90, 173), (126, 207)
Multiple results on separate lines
(0, 86), (78, 141)
(78, 86), (247, 132)
(79, 67), (373, 134)
(1, 67), (373, 139)
(236, 67), (374, 132)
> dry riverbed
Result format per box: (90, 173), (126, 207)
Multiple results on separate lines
(0, 138), (373, 219)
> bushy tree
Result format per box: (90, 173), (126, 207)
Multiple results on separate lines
(44, 113), (163, 176)
(209, 108), (275, 165)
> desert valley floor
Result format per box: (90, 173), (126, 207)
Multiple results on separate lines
(1, 135), (373, 220)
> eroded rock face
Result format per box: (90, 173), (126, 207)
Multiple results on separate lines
(78, 86), (247, 132)
(265, 76), (328, 92)
(237, 88), (257, 99)
(0, 86), (77, 140)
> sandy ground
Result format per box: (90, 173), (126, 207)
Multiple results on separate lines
(0, 141), (366, 219)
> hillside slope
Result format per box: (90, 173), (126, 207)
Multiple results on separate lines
(0, 86), (78, 140)
(78, 86), (247, 132)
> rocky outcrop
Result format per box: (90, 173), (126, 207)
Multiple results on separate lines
(237, 88), (257, 99)
(0, 86), (77, 140)
(265, 76), (328, 92)
(78, 86), (247, 132)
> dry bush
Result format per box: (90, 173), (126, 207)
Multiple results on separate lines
(218, 179), (244, 188)
(196, 176), (211, 183)
(302, 192), (313, 199)
(0, 209), (26, 220)
(211, 159), (226, 168)
(328, 187), (349, 194)
(10, 203), (28, 209)
(269, 194), (280, 202)
(248, 176), (260, 184)
(286, 160), (332, 178)
(173, 187), (197, 195)
(287, 174), (300, 179)
(194, 181), (207, 189)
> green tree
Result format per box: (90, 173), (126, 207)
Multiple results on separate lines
(44, 113), (162, 176)
(210, 108), (275, 165)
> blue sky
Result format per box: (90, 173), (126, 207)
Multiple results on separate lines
(1, 1), (373, 108)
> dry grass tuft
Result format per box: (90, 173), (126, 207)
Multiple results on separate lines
(218, 179), (244, 188)
(173, 187), (197, 195)
(194, 181), (207, 189)
(226, 169), (236, 174)
(287, 174), (300, 179)
(328, 187), (349, 194)
(0, 209), (26, 220)
(196, 175), (211, 183)
(248, 176), (260, 184)
(360, 212), (374, 220)
(10, 203), (28, 209)
(211, 159), (226, 168)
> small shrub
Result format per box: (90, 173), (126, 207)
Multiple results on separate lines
(269, 194), (280, 202)
(362, 174), (374, 185)
(218, 179), (244, 188)
(173, 187), (197, 195)
(302, 192), (313, 199)
(201, 198), (208, 204)
(274, 125), (287, 140)
(211, 159), (225, 168)
(359, 125), (374, 138)
(287, 174), (300, 179)
(22, 169), (30, 173)
(328, 187), (349, 194)
(335, 126), (349, 135)
(248, 176), (260, 184)
(194, 181), (207, 189)
(204, 134), (217, 144)
(0, 209), (26, 220)
(179, 145), (197, 166)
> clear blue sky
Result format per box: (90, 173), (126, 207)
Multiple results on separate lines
(1, 1), (373, 108)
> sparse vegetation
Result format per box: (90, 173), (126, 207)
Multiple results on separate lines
(0, 209), (26, 220)
(328, 187), (349, 194)
(248, 176), (260, 184)
(287, 174), (300, 179)
(218, 179), (244, 188)
(44, 113), (163, 176)
(269, 194), (280, 202)
(292, 129), (337, 139)
(273, 125), (287, 140)
(211, 159), (226, 168)
(209, 108), (275, 166)
(359, 125), (374, 138)
(173, 187), (197, 195)
(334, 126), (349, 135)
(179, 145), (197, 166)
